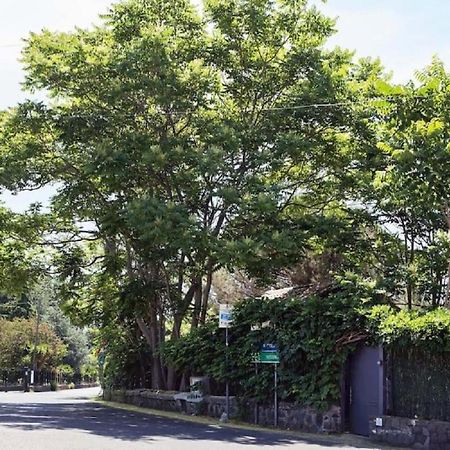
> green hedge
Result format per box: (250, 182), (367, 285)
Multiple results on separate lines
(163, 280), (450, 410)
(368, 305), (450, 350)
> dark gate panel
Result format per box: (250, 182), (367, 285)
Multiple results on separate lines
(390, 348), (450, 421)
(349, 346), (383, 436)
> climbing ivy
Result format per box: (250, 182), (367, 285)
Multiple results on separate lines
(164, 278), (379, 409)
(164, 279), (450, 411)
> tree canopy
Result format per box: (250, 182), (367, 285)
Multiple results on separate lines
(0, 0), (373, 389)
(1, 0), (450, 391)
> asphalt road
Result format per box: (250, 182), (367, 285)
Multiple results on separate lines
(0, 387), (385, 450)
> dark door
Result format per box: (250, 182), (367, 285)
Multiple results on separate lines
(349, 346), (383, 436)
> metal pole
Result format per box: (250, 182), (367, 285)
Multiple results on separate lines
(31, 296), (42, 385)
(254, 363), (259, 425)
(274, 363), (278, 427)
(225, 325), (229, 420)
(24, 367), (29, 392)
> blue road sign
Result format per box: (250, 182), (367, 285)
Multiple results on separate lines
(261, 343), (278, 352)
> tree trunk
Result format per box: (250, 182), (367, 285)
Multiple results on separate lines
(191, 279), (202, 329)
(200, 262), (213, 325)
(403, 230), (413, 310)
(158, 313), (167, 389)
(136, 315), (164, 390)
(167, 284), (197, 390)
(409, 233), (415, 309)
(446, 240), (450, 307)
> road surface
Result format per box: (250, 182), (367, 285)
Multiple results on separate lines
(0, 387), (385, 449)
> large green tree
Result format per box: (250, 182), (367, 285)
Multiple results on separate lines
(0, 0), (373, 388)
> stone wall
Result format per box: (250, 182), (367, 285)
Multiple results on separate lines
(103, 389), (341, 433)
(370, 415), (450, 449)
(105, 389), (181, 413)
(249, 402), (341, 433)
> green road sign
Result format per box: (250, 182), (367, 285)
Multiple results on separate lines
(258, 351), (280, 363)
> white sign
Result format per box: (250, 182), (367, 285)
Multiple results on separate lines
(173, 392), (204, 403)
(219, 304), (233, 328)
(250, 321), (271, 331)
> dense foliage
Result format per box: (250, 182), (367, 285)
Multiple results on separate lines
(368, 305), (450, 351)
(164, 284), (450, 409)
(163, 279), (376, 408)
(2, 0), (450, 398)
(0, 318), (67, 370)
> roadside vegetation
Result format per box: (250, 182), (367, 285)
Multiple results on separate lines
(1, 0), (450, 404)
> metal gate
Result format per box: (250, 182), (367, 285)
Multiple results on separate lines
(349, 346), (384, 436)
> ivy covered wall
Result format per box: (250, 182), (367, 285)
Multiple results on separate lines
(163, 279), (450, 415)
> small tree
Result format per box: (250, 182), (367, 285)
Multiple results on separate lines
(0, 318), (67, 371)
(369, 58), (450, 307)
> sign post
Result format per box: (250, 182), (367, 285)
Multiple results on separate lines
(219, 304), (233, 328)
(274, 363), (278, 427)
(258, 343), (280, 364)
(253, 343), (280, 427)
(219, 304), (233, 421)
(254, 362), (259, 425)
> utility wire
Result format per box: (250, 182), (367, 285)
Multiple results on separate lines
(23, 94), (434, 120)
(0, 43), (22, 49)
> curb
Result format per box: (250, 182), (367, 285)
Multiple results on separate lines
(95, 398), (401, 449)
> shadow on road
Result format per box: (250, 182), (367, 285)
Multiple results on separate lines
(0, 401), (373, 448)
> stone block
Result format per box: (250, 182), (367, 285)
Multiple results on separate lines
(432, 431), (448, 444)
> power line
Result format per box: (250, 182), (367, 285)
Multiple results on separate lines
(26, 101), (356, 119)
(0, 43), (22, 49)
(264, 101), (364, 111)
(31, 94), (433, 119)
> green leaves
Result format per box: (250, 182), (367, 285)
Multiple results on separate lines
(367, 305), (450, 351)
(0, 0), (362, 310)
(164, 277), (379, 409)
(0, 318), (67, 370)
(0, 206), (49, 296)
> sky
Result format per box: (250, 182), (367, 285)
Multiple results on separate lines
(1, 0), (450, 211)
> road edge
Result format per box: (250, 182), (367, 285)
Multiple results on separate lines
(95, 398), (400, 450)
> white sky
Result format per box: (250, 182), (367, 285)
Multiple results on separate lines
(318, 0), (450, 83)
(2, 0), (450, 211)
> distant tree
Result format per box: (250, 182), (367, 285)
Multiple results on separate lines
(0, 318), (67, 371)
(0, 294), (32, 319)
(44, 302), (90, 372)
(30, 280), (91, 372)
